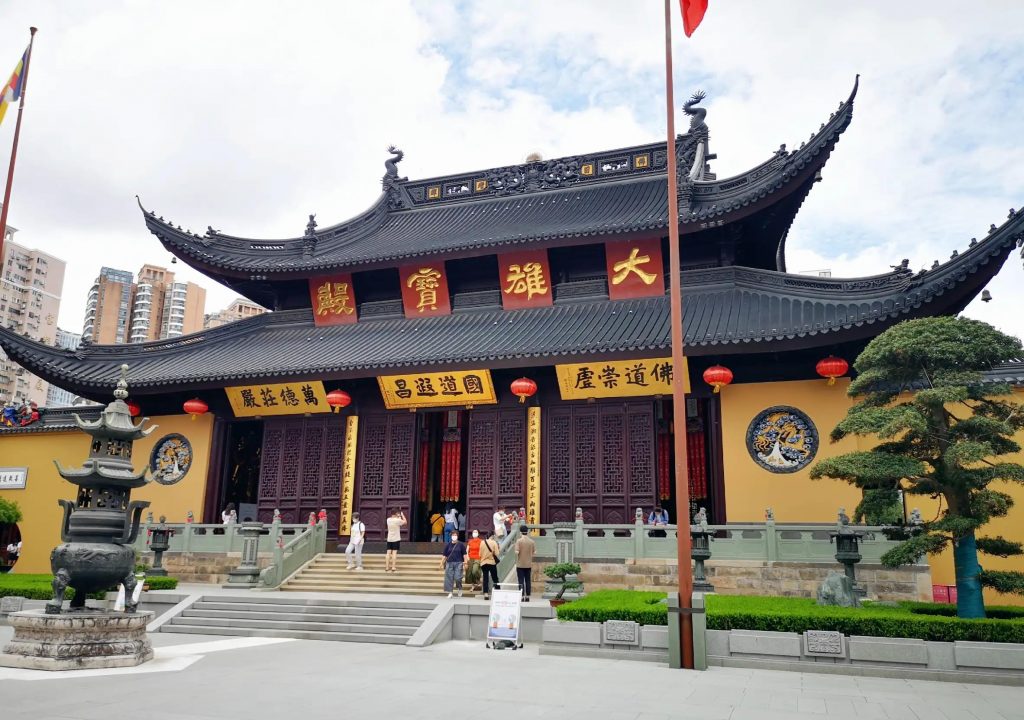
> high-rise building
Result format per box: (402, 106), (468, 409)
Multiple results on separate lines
(83, 264), (206, 345)
(46, 328), (83, 407)
(82, 266), (135, 344)
(0, 226), (67, 406)
(204, 297), (267, 329)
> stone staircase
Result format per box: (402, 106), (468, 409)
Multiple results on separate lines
(161, 594), (435, 644)
(281, 553), (477, 596)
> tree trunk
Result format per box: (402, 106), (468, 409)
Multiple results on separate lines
(953, 530), (986, 619)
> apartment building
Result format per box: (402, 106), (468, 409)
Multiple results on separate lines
(45, 328), (83, 407)
(203, 297), (266, 329)
(82, 264), (205, 345)
(0, 229), (67, 406)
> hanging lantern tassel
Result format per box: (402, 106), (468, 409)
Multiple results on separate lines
(702, 365), (733, 394)
(510, 377), (538, 404)
(815, 356), (849, 386)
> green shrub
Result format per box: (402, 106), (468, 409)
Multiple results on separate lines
(0, 498), (22, 524)
(705, 595), (1024, 644)
(0, 573), (177, 599)
(557, 589), (668, 625)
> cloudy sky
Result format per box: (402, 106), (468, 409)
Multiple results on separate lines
(0, 1), (1021, 336)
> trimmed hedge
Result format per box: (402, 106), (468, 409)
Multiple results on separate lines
(0, 573), (177, 600)
(555, 591), (1024, 643)
(556, 590), (668, 625)
(706, 595), (1024, 644)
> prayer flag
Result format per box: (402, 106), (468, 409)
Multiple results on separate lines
(0, 47), (29, 126)
(680, 0), (708, 37)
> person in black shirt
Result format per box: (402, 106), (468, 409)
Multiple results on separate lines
(442, 531), (467, 598)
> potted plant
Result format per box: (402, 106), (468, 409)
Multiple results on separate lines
(544, 562), (583, 607)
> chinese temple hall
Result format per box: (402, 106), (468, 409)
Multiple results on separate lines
(3, 78), (1024, 570)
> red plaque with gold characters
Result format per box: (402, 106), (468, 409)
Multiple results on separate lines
(399, 263), (451, 318)
(309, 273), (358, 326)
(498, 249), (553, 310)
(605, 238), (665, 300)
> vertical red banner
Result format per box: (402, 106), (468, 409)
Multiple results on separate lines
(399, 262), (451, 318)
(309, 273), (358, 326)
(498, 249), (554, 310)
(605, 238), (665, 300)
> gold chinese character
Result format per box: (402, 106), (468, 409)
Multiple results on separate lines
(504, 262), (549, 300)
(611, 247), (657, 286)
(316, 281), (354, 316)
(406, 268), (442, 311)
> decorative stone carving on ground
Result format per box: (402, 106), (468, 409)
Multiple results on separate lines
(0, 365), (180, 671)
(816, 570), (859, 608)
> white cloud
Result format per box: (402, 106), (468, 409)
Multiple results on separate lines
(0, 0), (1020, 340)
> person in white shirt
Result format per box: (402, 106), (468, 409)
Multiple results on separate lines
(385, 509), (407, 573)
(346, 512), (366, 570)
(221, 503), (237, 525)
(6, 540), (20, 572)
(492, 506), (507, 539)
(443, 507), (458, 543)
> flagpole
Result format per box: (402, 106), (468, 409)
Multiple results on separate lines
(664, 0), (695, 670)
(0, 27), (38, 262)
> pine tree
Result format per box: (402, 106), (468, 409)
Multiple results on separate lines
(810, 316), (1024, 618)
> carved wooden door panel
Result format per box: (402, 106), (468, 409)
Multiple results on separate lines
(543, 401), (656, 524)
(354, 413), (417, 541)
(256, 415), (346, 532)
(466, 408), (526, 534)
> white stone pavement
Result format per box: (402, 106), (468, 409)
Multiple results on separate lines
(1, 624), (1022, 720)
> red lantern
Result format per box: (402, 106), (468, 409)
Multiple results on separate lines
(126, 400), (141, 417)
(183, 397), (208, 420)
(702, 365), (733, 394)
(511, 377), (538, 404)
(816, 356), (849, 386)
(326, 389), (352, 413)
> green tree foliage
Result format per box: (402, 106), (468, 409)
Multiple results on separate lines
(0, 497), (22, 524)
(810, 317), (1024, 618)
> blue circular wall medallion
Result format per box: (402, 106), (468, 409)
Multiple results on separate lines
(149, 433), (193, 485)
(745, 406), (818, 473)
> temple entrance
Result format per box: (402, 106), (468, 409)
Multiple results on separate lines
(657, 396), (726, 525)
(411, 410), (468, 542)
(220, 420), (262, 523)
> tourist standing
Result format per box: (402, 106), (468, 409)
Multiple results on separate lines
(443, 506), (458, 543)
(441, 531), (466, 598)
(514, 524), (536, 601)
(648, 506), (669, 538)
(385, 509), (406, 573)
(429, 510), (444, 542)
(6, 540), (20, 572)
(345, 512), (366, 570)
(457, 510), (467, 536)
(465, 529), (482, 590)
(492, 506), (507, 540)
(221, 503), (237, 524)
(479, 531), (501, 600)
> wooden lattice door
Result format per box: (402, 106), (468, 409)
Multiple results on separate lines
(353, 413), (417, 541)
(466, 408), (526, 533)
(543, 401), (656, 524)
(256, 415), (346, 532)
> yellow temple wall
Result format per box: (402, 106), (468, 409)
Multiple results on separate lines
(720, 380), (1024, 606)
(0, 413), (214, 575)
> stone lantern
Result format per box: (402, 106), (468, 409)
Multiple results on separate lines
(689, 507), (714, 593)
(829, 507), (866, 600)
(147, 515), (172, 577)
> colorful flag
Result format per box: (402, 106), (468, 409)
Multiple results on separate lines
(0, 47), (29, 126)
(680, 0), (708, 37)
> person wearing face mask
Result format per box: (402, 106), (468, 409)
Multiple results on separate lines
(441, 531), (466, 598)
(465, 529), (483, 591)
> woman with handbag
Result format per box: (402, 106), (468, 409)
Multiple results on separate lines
(441, 531), (466, 598)
(479, 532), (501, 600)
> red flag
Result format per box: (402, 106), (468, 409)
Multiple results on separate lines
(680, 0), (708, 37)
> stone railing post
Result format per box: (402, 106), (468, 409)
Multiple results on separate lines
(634, 507), (645, 560)
(181, 522), (193, 553)
(227, 522), (264, 587)
(574, 507), (585, 550)
(552, 522), (577, 564)
(765, 517), (778, 562)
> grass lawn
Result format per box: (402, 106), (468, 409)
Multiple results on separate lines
(555, 590), (1024, 643)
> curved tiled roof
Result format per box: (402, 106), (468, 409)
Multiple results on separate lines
(141, 80), (858, 278)
(2, 204), (1018, 401)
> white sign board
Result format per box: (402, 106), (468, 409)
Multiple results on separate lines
(486, 588), (522, 644)
(0, 467), (27, 490)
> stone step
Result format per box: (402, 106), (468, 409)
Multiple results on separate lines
(193, 594), (435, 611)
(294, 572), (445, 584)
(182, 608), (425, 626)
(190, 602), (430, 619)
(280, 583), (474, 597)
(162, 624), (410, 644)
(169, 616), (416, 636)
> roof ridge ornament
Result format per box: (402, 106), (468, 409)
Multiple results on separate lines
(684, 90), (708, 133)
(382, 145), (407, 189)
(303, 213), (318, 257)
